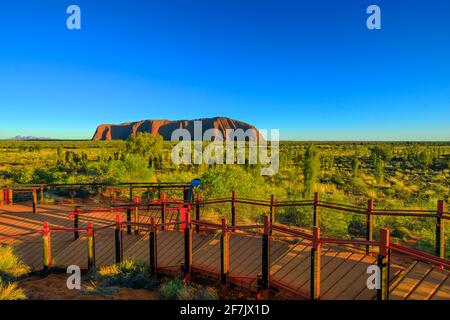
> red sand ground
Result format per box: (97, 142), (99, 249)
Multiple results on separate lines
(19, 274), (158, 300)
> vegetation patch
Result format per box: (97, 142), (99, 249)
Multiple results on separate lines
(86, 259), (156, 295)
(159, 278), (218, 300)
(0, 246), (30, 300)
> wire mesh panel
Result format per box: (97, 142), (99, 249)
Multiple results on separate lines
(123, 230), (150, 263)
(93, 227), (116, 268)
(192, 233), (221, 276)
(5, 234), (43, 271)
(52, 232), (89, 269)
(156, 230), (185, 272)
(227, 233), (262, 289)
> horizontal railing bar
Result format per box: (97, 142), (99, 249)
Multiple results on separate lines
(389, 243), (450, 269)
(271, 225), (313, 240)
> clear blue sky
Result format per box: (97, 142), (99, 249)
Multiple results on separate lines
(0, 0), (449, 140)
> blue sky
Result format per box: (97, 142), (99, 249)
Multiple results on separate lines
(0, 0), (449, 140)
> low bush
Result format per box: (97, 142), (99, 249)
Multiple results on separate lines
(0, 246), (30, 300)
(89, 259), (155, 291)
(0, 279), (26, 300)
(0, 246), (31, 280)
(159, 278), (218, 300)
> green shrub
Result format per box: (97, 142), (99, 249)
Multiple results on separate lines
(101, 156), (154, 183)
(391, 226), (414, 241)
(348, 217), (366, 239)
(159, 278), (218, 300)
(89, 259), (155, 290)
(10, 166), (34, 184)
(277, 207), (312, 227)
(159, 278), (183, 300)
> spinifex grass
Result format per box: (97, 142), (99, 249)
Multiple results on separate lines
(0, 246), (30, 300)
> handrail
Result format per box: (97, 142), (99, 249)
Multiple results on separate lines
(1, 182), (190, 189)
(2, 216), (450, 275)
(389, 243), (450, 269)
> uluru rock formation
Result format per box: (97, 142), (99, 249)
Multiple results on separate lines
(92, 117), (263, 141)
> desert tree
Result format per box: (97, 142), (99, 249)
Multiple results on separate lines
(303, 144), (319, 197)
(376, 158), (385, 184)
(352, 156), (360, 178)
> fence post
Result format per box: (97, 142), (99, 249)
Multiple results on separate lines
(310, 226), (321, 300)
(161, 192), (166, 231)
(109, 188), (113, 205)
(42, 222), (51, 272)
(32, 189), (37, 213)
(195, 195), (200, 233)
(366, 199), (374, 255)
(87, 222), (95, 270)
(8, 189), (13, 205)
(115, 214), (122, 264)
(129, 184), (133, 202)
(126, 207), (132, 235)
(231, 191), (236, 230)
(436, 200), (445, 259)
(74, 207), (79, 240)
(261, 215), (270, 299)
(184, 208), (192, 281)
(40, 185), (45, 205)
(220, 218), (229, 285)
(269, 195), (276, 235)
(377, 228), (390, 300)
(149, 218), (157, 277)
(313, 192), (320, 227)
(134, 196), (140, 235)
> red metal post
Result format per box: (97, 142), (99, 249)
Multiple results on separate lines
(313, 192), (320, 227)
(377, 228), (390, 300)
(134, 196), (140, 235)
(40, 184), (45, 205)
(195, 195), (200, 233)
(366, 199), (374, 254)
(231, 191), (236, 230)
(32, 189), (37, 213)
(220, 218), (229, 285)
(73, 207), (79, 240)
(184, 207), (192, 281)
(42, 222), (51, 271)
(161, 192), (166, 230)
(87, 223), (95, 270)
(260, 215), (270, 299)
(269, 194), (275, 235)
(149, 218), (157, 276)
(436, 200), (445, 258)
(115, 214), (122, 263)
(310, 226), (321, 300)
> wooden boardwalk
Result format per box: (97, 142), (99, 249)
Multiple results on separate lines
(1, 203), (449, 300)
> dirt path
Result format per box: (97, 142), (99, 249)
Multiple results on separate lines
(19, 274), (158, 300)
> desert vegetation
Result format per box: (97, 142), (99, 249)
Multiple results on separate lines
(0, 135), (449, 256)
(0, 246), (30, 300)
(86, 259), (217, 300)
